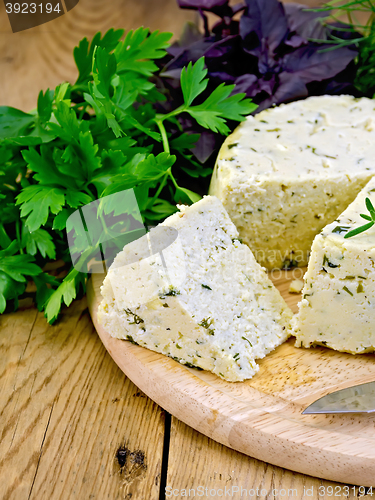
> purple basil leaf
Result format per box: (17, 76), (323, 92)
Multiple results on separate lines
(164, 34), (255, 85)
(234, 73), (276, 98)
(204, 35), (256, 80)
(208, 71), (237, 84)
(273, 72), (308, 103)
(179, 21), (204, 48)
(285, 3), (329, 41)
(256, 72), (308, 112)
(178, 0), (234, 20)
(232, 2), (246, 15)
(212, 19), (240, 37)
(177, 0), (228, 10)
(206, 41), (258, 83)
(163, 38), (215, 74)
(191, 129), (221, 163)
(283, 44), (357, 84)
(307, 60), (360, 97)
(258, 75), (276, 95)
(177, 114), (221, 162)
(167, 21), (204, 58)
(257, 53), (282, 76)
(203, 34), (240, 58)
(328, 22), (363, 42)
(209, 4), (235, 18)
(308, 78), (358, 97)
(239, 2), (262, 58)
(233, 73), (259, 96)
(285, 33), (305, 49)
(167, 44), (185, 58)
(240, 0), (289, 57)
(161, 67), (183, 82)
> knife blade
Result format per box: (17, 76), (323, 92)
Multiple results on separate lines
(302, 381), (375, 414)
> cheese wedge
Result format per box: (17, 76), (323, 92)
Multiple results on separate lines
(294, 176), (375, 354)
(209, 95), (375, 270)
(98, 196), (293, 381)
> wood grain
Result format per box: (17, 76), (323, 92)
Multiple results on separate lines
(0, 0), (194, 111)
(1, 0), (373, 497)
(167, 417), (374, 499)
(88, 269), (375, 487)
(0, 0), (325, 112)
(0, 298), (165, 500)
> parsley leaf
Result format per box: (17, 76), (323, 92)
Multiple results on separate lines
(185, 80), (257, 134)
(34, 273), (60, 312)
(174, 186), (202, 204)
(0, 271), (26, 313)
(163, 57), (257, 135)
(0, 107), (35, 139)
(180, 57), (208, 107)
(44, 269), (86, 323)
(74, 28), (125, 85)
(115, 28), (172, 76)
(21, 226), (56, 259)
(16, 185), (65, 232)
(0, 242), (41, 278)
(37, 89), (54, 123)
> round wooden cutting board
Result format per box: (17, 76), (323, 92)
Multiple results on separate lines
(87, 270), (375, 486)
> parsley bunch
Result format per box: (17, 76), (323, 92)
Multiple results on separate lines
(0, 28), (255, 323)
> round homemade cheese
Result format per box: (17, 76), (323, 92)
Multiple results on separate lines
(209, 95), (375, 270)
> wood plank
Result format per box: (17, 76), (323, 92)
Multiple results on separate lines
(269, 267), (306, 314)
(0, 298), (166, 500)
(166, 418), (374, 499)
(0, 0), (194, 111)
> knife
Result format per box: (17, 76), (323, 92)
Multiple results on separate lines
(302, 381), (375, 414)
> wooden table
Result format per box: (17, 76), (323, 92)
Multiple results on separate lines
(2, 291), (375, 500)
(1, 1), (374, 498)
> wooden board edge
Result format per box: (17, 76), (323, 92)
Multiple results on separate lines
(87, 277), (375, 487)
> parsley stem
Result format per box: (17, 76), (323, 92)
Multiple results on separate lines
(169, 172), (180, 190)
(0, 224), (11, 248)
(70, 84), (89, 93)
(15, 220), (23, 254)
(83, 186), (94, 198)
(155, 119), (170, 154)
(148, 171), (170, 209)
(98, 211), (112, 239)
(156, 106), (185, 124)
(148, 168), (182, 210)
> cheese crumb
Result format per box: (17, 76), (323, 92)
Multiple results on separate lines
(289, 280), (304, 294)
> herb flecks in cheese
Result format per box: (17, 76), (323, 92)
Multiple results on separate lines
(98, 196), (293, 381)
(294, 176), (375, 354)
(209, 95), (375, 270)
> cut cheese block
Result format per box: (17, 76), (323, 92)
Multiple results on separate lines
(294, 176), (375, 354)
(98, 196), (293, 381)
(209, 95), (375, 270)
